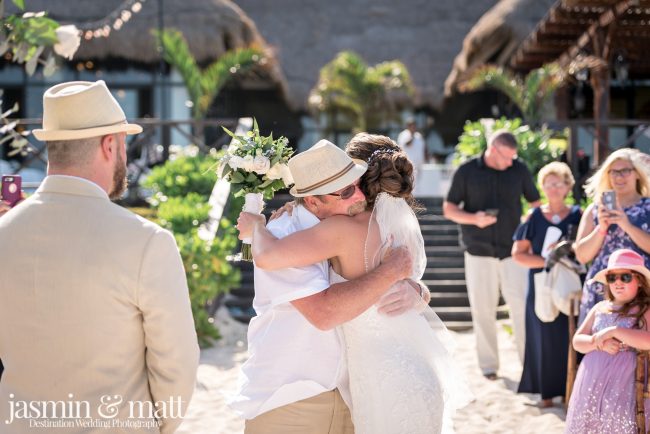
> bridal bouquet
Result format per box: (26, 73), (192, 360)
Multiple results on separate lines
(217, 119), (294, 260)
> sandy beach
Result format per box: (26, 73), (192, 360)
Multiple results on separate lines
(177, 308), (566, 434)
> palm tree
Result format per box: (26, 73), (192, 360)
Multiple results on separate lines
(309, 51), (414, 133)
(157, 29), (265, 141)
(459, 63), (565, 126)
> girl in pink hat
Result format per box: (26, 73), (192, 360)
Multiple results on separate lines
(565, 248), (650, 433)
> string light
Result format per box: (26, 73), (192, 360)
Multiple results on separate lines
(78, 0), (147, 41)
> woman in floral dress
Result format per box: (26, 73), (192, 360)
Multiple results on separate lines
(574, 148), (650, 325)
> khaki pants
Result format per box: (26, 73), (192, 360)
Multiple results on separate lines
(245, 390), (354, 434)
(464, 252), (527, 374)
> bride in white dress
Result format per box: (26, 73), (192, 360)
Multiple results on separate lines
(246, 134), (471, 433)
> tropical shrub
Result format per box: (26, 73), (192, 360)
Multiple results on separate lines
(143, 152), (219, 201)
(309, 50), (414, 132)
(175, 224), (240, 347)
(140, 152), (240, 347)
(156, 29), (265, 121)
(157, 193), (211, 234)
(459, 63), (565, 126)
(455, 117), (566, 175)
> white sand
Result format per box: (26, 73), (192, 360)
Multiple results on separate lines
(177, 310), (566, 434)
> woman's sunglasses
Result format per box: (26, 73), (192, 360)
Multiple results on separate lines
(326, 183), (358, 200)
(606, 272), (636, 284)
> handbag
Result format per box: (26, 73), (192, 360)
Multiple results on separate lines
(534, 270), (559, 322)
(549, 258), (583, 316)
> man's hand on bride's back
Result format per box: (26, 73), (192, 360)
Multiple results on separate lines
(269, 201), (296, 221)
(236, 212), (267, 240)
(380, 245), (413, 281)
(376, 280), (422, 316)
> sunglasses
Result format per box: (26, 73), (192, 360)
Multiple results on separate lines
(606, 272), (636, 284)
(326, 183), (358, 200)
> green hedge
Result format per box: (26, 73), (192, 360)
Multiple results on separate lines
(456, 117), (566, 175)
(157, 193), (211, 234)
(139, 152), (241, 347)
(143, 153), (219, 200)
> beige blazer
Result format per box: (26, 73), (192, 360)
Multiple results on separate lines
(0, 176), (199, 433)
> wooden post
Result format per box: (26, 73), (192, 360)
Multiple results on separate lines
(636, 351), (647, 434)
(590, 66), (610, 166)
(565, 297), (578, 406)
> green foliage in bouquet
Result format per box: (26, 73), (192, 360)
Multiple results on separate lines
(456, 117), (566, 175)
(143, 153), (219, 201)
(218, 119), (294, 200)
(142, 151), (241, 347)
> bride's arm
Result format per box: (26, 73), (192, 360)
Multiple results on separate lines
(239, 212), (351, 270)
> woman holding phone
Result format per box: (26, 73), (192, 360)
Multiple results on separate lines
(574, 148), (650, 325)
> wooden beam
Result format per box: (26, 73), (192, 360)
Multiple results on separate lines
(550, 5), (605, 22)
(558, 1), (634, 67)
(540, 22), (591, 35)
(564, 0), (650, 7)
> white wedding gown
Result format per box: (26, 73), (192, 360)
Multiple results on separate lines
(332, 193), (471, 434)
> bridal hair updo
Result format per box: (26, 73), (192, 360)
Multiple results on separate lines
(345, 133), (420, 210)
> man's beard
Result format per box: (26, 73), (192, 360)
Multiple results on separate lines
(347, 200), (367, 216)
(109, 151), (128, 200)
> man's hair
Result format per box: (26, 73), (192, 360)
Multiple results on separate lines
(488, 130), (518, 149)
(46, 136), (103, 167)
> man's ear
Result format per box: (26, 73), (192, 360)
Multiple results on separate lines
(302, 196), (320, 213)
(99, 134), (115, 161)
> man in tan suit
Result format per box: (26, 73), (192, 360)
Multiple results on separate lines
(0, 81), (199, 433)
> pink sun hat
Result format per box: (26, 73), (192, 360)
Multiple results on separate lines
(592, 249), (650, 285)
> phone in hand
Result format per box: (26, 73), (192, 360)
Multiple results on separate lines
(485, 208), (499, 217)
(1, 175), (22, 207)
(602, 190), (616, 211)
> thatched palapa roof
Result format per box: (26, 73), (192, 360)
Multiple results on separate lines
(8, 0), (289, 95)
(233, 0), (501, 110)
(443, 0), (556, 96)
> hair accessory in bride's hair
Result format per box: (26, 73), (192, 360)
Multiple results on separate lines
(367, 148), (399, 164)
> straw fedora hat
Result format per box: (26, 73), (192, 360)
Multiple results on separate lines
(592, 249), (650, 285)
(32, 80), (142, 141)
(289, 139), (367, 197)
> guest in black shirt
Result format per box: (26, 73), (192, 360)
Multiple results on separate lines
(443, 130), (540, 379)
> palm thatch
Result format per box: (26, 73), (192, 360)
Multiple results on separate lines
(9, 0), (260, 62)
(7, 0), (289, 99)
(234, 0), (501, 110)
(444, 0), (556, 97)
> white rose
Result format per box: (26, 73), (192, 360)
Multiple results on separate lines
(252, 156), (271, 175)
(281, 164), (294, 186)
(266, 163), (284, 180)
(53, 25), (81, 60)
(228, 155), (244, 170)
(242, 155), (255, 172)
